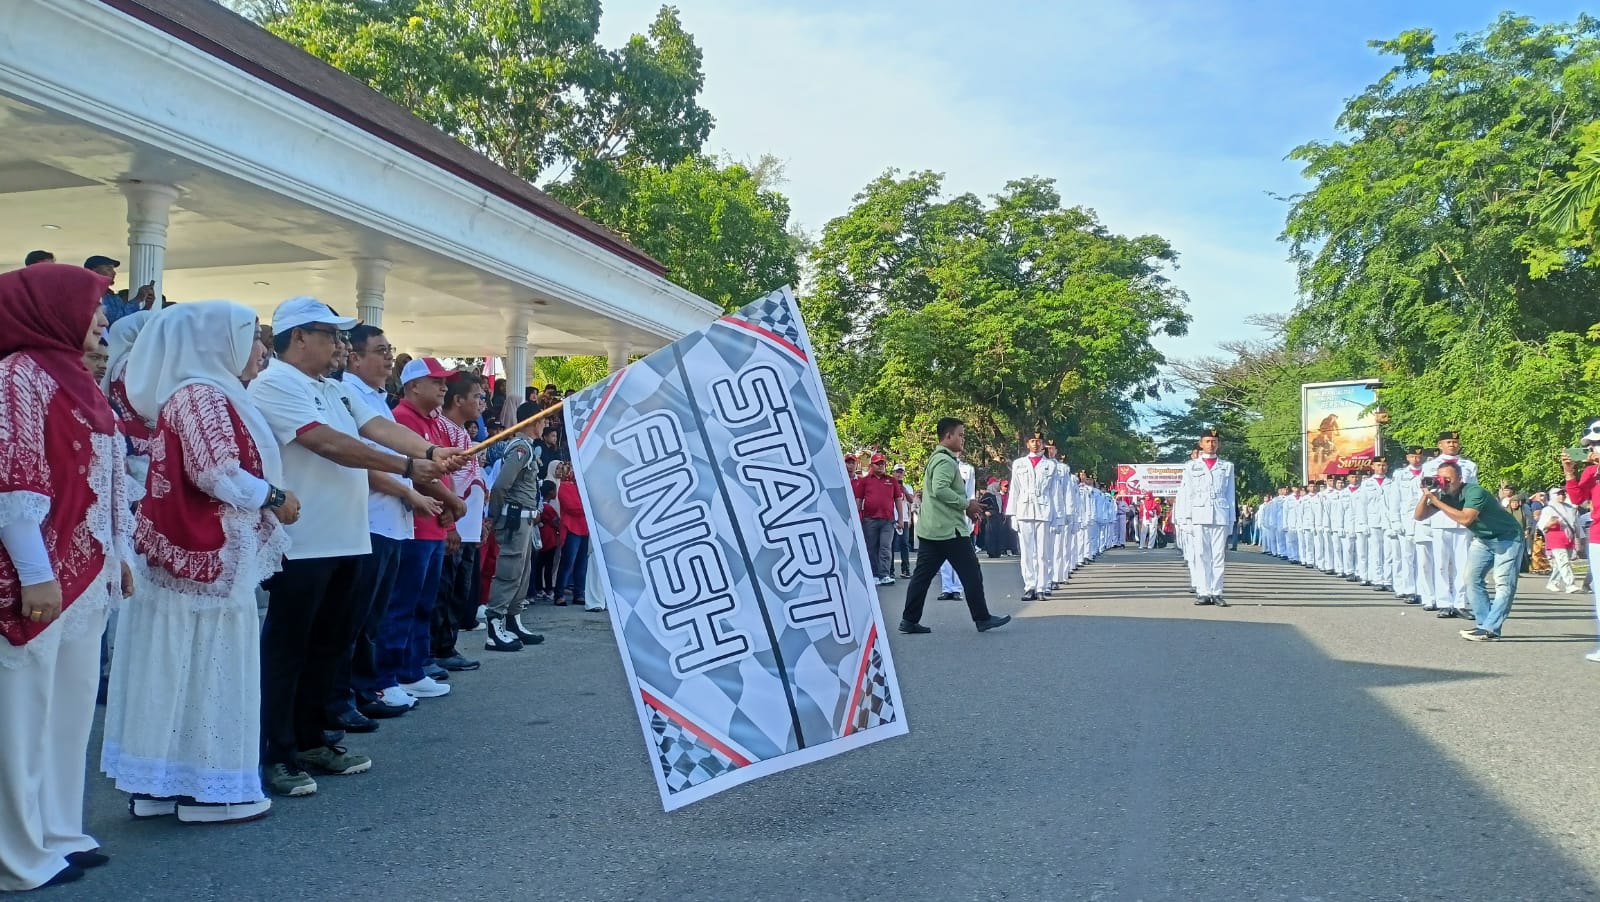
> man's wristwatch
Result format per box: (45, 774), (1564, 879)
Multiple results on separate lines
(265, 486), (287, 510)
(426, 445), (439, 461)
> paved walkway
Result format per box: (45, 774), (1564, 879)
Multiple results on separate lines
(64, 546), (1600, 901)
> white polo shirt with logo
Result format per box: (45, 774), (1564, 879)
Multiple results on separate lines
(341, 372), (414, 543)
(248, 360), (379, 560)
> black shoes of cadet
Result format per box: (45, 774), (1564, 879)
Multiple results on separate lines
(975, 615), (1011, 632)
(898, 619), (931, 634)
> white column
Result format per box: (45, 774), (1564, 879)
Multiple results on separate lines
(607, 339), (633, 374)
(503, 310), (530, 426)
(354, 257), (391, 326)
(122, 182), (180, 309)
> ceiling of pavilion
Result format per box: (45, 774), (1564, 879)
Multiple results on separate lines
(0, 92), (667, 357)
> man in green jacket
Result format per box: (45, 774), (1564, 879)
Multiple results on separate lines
(899, 417), (1013, 634)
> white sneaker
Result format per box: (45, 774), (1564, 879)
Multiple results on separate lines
(1586, 648), (1600, 663)
(377, 686), (417, 709)
(1566, 586), (1583, 594)
(399, 676), (451, 698)
(1545, 583), (1558, 592)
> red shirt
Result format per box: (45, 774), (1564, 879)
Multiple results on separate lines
(1565, 464), (1599, 543)
(392, 399), (454, 541)
(558, 480), (588, 537)
(854, 473), (902, 520)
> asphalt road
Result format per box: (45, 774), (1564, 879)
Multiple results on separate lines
(57, 545), (1600, 901)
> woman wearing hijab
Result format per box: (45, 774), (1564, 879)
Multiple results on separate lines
(100, 302), (298, 825)
(0, 263), (135, 891)
(101, 310), (156, 488)
(1538, 486), (1581, 594)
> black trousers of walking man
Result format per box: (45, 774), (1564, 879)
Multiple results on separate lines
(901, 535), (995, 625)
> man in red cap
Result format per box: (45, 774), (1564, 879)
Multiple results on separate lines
(855, 453), (907, 586)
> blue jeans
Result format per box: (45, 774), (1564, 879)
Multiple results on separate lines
(554, 533), (591, 601)
(376, 539), (445, 687)
(1466, 535), (1522, 635)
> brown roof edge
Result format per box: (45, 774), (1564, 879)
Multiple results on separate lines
(96, 0), (668, 277)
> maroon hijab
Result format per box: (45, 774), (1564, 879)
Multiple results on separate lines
(0, 263), (113, 432)
(0, 263), (116, 646)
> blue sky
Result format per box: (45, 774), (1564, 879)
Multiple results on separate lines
(604, 0), (1587, 372)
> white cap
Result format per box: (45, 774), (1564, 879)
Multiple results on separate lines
(399, 356), (452, 385)
(271, 296), (357, 335)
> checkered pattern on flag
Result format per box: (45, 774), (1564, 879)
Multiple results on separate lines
(566, 286), (909, 811)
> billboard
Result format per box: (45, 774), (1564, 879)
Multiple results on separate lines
(1301, 379), (1381, 482)
(1114, 463), (1185, 498)
(565, 286), (907, 811)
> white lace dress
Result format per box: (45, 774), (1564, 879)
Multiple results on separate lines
(100, 384), (288, 803)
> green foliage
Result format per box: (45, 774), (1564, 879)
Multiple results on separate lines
(530, 355), (609, 392)
(264, 0), (712, 191)
(1236, 12), (1600, 490)
(262, 1), (795, 315)
(552, 155), (801, 312)
(803, 170), (1188, 479)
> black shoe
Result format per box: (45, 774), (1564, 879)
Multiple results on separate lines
(900, 571), (912, 579)
(975, 615), (1012, 632)
(1422, 605), (1438, 612)
(1020, 590), (1038, 601)
(437, 653), (480, 672)
(44, 865), (84, 887)
(1403, 597), (1422, 605)
(1038, 589), (1052, 598)
(327, 711), (378, 734)
(1213, 596), (1228, 607)
(1461, 628), (1498, 641)
(484, 617), (523, 652)
(1436, 608), (1461, 619)
(505, 615), (545, 645)
(66, 850), (110, 869)
(951, 592), (963, 600)
(897, 619), (931, 634)
(1194, 597), (1214, 606)
(356, 698), (409, 720)
(935, 592), (957, 601)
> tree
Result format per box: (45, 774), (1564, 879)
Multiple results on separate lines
(803, 170), (1189, 479)
(1278, 14), (1600, 488)
(261, 1), (800, 315)
(554, 154), (801, 312)
(262, 0), (712, 195)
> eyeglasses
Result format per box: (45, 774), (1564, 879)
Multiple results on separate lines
(361, 344), (395, 357)
(300, 326), (340, 339)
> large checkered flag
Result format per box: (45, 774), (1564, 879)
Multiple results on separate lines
(565, 286), (909, 811)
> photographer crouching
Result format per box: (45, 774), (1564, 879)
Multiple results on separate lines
(1414, 460), (1525, 641)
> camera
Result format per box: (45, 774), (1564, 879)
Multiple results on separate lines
(1420, 476), (1441, 490)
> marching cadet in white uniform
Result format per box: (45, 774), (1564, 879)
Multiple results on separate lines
(1006, 433), (1059, 601)
(1044, 442), (1069, 589)
(935, 455), (977, 601)
(1357, 460), (1392, 590)
(1301, 482), (1322, 570)
(1419, 431), (1478, 619)
(1327, 477), (1350, 576)
(1315, 481), (1336, 572)
(1178, 428), (1237, 606)
(1052, 463), (1078, 585)
(1074, 471), (1093, 570)
(1284, 486), (1303, 562)
(1345, 472), (1367, 580)
(1390, 446), (1431, 607)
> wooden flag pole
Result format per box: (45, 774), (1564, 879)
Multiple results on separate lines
(466, 400), (564, 457)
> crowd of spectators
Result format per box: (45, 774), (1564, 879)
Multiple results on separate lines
(0, 253), (600, 890)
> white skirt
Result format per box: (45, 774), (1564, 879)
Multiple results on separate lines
(100, 575), (265, 804)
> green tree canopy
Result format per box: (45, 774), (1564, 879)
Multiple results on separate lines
(803, 170), (1188, 479)
(260, 0), (797, 314)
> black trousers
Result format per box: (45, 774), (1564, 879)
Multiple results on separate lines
(261, 554), (364, 766)
(431, 542), (480, 658)
(901, 534), (993, 625)
(327, 534), (402, 719)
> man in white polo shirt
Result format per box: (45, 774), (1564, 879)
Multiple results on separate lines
(248, 297), (458, 799)
(325, 324), (445, 730)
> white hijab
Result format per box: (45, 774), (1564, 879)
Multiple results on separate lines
(101, 309), (154, 393)
(124, 301), (282, 485)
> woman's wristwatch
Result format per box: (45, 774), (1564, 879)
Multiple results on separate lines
(264, 486), (287, 510)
